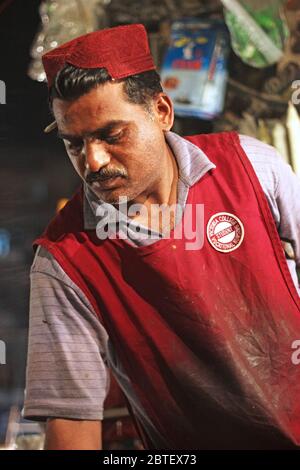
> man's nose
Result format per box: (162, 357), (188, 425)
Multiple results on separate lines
(84, 141), (110, 173)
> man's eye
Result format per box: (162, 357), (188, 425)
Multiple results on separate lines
(68, 141), (83, 152)
(105, 131), (123, 144)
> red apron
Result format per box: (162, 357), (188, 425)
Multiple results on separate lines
(34, 132), (300, 449)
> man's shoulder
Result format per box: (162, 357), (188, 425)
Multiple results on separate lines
(182, 131), (239, 166)
(238, 134), (282, 163)
(238, 134), (288, 197)
(31, 245), (68, 280)
(185, 132), (280, 159)
(183, 130), (236, 145)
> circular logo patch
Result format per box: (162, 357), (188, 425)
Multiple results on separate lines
(207, 212), (244, 253)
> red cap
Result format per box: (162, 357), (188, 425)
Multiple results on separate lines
(42, 24), (156, 88)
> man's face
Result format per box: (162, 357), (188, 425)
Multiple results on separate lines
(52, 81), (174, 204)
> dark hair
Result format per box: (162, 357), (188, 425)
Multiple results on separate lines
(49, 64), (163, 113)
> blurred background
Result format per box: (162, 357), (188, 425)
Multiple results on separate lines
(0, 0), (299, 449)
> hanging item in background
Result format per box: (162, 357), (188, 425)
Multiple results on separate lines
(221, 0), (289, 68)
(214, 100), (300, 177)
(278, 2), (300, 73)
(272, 120), (290, 164)
(214, 0), (300, 175)
(107, 0), (221, 27)
(28, 0), (107, 83)
(263, 62), (300, 96)
(287, 101), (300, 177)
(160, 19), (230, 119)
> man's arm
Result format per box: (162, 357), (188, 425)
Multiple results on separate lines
(45, 419), (102, 450)
(24, 246), (110, 449)
(274, 156), (300, 269)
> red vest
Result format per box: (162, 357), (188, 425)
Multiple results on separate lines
(34, 132), (300, 449)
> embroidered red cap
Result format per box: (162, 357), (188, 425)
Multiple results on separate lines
(42, 23), (156, 88)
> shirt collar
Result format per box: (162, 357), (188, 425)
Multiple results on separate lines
(83, 130), (216, 230)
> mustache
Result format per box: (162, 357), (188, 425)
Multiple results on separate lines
(86, 168), (127, 184)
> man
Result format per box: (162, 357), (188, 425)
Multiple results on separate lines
(24, 24), (300, 450)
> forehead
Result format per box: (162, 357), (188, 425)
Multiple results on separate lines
(52, 81), (144, 134)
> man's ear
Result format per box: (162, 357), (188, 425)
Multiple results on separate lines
(153, 93), (174, 131)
